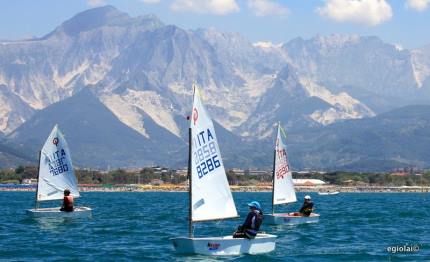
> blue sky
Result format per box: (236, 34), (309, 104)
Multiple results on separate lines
(0, 0), (429, 49)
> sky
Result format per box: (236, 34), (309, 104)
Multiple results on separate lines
(0, 0), (429, 49)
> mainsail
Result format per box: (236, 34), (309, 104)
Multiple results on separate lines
(36, 125), (79, 201)
(190, 86), (238, 221)
(273, 123), (297, 205)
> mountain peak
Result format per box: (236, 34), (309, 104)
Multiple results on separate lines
(57, 6), (129, 36)
(46, 6), (163, 38)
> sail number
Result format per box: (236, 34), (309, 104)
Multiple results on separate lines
(275, 147), (289, 179)
(48, 149), (69, 176)
(276, 163), (289, 179)
(195, 141), (221, 179)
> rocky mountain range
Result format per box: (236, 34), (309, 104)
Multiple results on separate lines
(1, 6), (430, 171)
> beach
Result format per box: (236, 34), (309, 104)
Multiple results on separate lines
(2, 184), (429, 193)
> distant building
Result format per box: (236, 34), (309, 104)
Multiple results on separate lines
(230, 168), (245, 176)
(296, 171), (327, 175)
(390, 172), (409, 177)
(293, 179), (326, 186)
(175, 169), (188, 177)
(150, 179), (164, 186)
(22, 179), (38, 185)
(247, 169), (270, 176)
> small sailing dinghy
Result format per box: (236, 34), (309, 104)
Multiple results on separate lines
(318, 191), (339, 195)
(264, 123), (319, 225)
(26, 125), (91, 218)
(171, 86), (276, 255)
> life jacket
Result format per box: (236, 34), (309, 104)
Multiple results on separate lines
(254, 210), (263, 231)
(300, 201), (313, 216)
(244, 210), (263, 239)
(63, 195), (74, 210)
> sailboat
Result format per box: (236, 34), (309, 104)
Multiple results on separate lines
(264, 123), (319, 225)
(171, 85), (276, 255)
(26, 125), (92, 218)
(318, 191), (339, 195)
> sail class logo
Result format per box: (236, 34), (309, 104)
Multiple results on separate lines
(193, 108), (198, 125)
(52, 137), (59, 146)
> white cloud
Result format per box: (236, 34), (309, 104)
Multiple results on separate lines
(406, 0), (430, 11)
(141, 0), (161, 3)
(87, 0), (106, 7)
(247, 0), (289, 17)
(170, 0), (240, 15)
(316, 0), (393, 26)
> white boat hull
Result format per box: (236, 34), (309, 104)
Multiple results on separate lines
(264, 213), (319, 225)
(26, 206), (92, 218)
(171, 234), (277, 255)
(318, 192), (339, 195)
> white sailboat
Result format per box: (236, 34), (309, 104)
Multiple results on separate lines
(171, 85), (276, 255)
(26, 125), (92, 218)
(318, 191), (339, 195)
(264, 123), (319, 225)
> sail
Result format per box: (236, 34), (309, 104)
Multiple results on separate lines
(36, 125), (79, 201)
(190, 86), (238, 222)
(273, 123), (297, 205)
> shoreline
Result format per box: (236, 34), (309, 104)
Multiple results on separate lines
(1, 185), (429, 193)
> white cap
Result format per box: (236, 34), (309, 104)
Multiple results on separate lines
(304, 195), (311, 200)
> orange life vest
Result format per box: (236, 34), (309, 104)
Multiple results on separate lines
(64, 195), (74, 208)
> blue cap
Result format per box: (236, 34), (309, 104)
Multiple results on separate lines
(247, 201), (261, 210)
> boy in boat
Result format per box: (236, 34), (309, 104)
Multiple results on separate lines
(299, 195), (313, 216)
(233, 201), (263, 239)
(60, 189), (74, 212)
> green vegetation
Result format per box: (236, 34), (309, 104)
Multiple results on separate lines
(0, 166), (38, 184)
(0, 166), (187, 185)
(1, 166), (429, 186)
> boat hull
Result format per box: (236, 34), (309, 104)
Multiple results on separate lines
(318, 192), (339, 195)
(264, 213), (319, 225)
(171, 234), (277, 255)
(26, 206), (92, 218)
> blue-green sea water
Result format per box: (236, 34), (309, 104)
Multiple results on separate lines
(0, 192), (429, 261)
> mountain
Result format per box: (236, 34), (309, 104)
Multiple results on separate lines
(281, 35), (429, 113)
(238, 64), (375, 138)
(6, 88), (269, 169)
(1, 6), (430, 170)
(7, 88), (185, 168)
(411, 43), (430, 91)
(0, 6), (387, 140)
(0, 6), (164, 133)
(0, 139), (33, 168)
(285, 105), (430, 171)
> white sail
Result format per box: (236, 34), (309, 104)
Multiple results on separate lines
(273, 123), (297, 205)
(190, 86), (238, 222)
(36, 125), (79, 201)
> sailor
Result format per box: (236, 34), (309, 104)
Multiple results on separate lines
(60, 189), (74, 212)
(299, 195), (314, 216)
(233, 201), (263, 239)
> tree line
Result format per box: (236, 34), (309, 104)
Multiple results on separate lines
(0, 166), (429, 186)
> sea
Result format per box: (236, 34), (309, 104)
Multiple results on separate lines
(0, 191), (428, 261)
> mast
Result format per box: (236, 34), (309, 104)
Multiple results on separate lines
(188, 127), (193, 238)
(271, 148), (276, 214)
(35, 150), (41, 209)
(271, 123), (279, 214)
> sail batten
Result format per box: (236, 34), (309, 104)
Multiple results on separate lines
(36, 125), (79, 202)
(190, 86), (238, 222)
(273, 124), (297, 205)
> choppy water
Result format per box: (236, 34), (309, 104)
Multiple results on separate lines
(0, 191), (429, 261)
